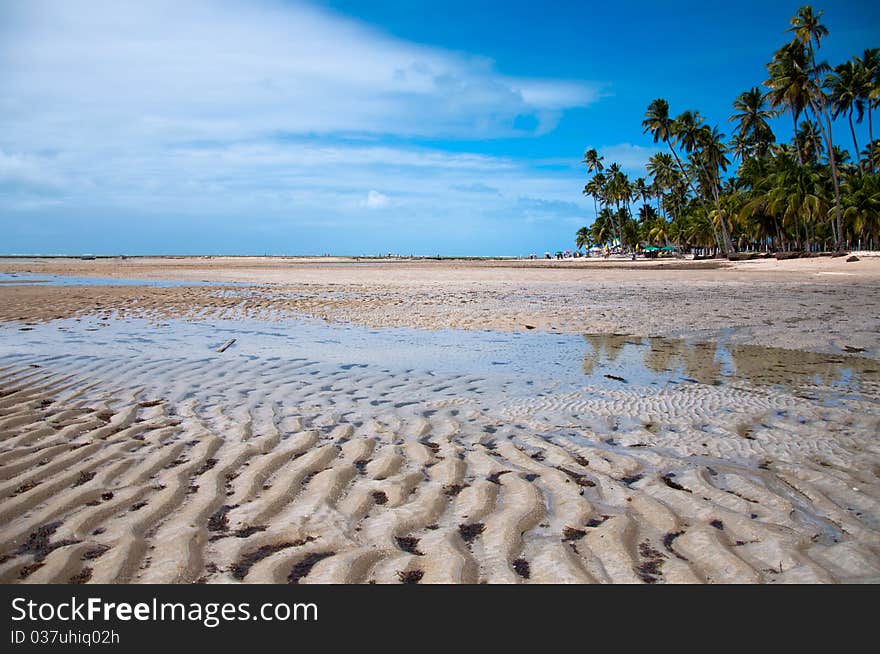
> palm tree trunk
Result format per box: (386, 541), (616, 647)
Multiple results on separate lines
(792, 110), (804, 165)
(868, 110), (875, 174)
(806, 47), (845, 251)
(849, 109), (862, 172)
(664, 138), (725, 253)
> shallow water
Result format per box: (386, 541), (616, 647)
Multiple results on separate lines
(2, 317), (876, 404)
(2, 312), (879, 584)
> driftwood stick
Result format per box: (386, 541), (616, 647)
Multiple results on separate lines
(216, 338), (236, 353)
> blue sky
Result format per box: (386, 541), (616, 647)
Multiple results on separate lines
(1, 0), (878, 256)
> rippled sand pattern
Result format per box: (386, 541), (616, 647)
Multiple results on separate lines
(1, 344), (878, 584)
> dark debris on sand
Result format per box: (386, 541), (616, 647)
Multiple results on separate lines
(486, 470), (512, 485)
(69, 567), (93, 584)
(395, 536), (424, 556)
(562, 526), (586, 542)
(458, 522), (485, 544)
(662, 531), (688, 561)
(443, 483), (467, 497)
(397, 569), (424, 584)
(661, 474), (691, 493)
(230, 542), (297, 580)
(207, 504), (237, 532)
(585, 515), (611, 528)
(2, 521), (81, 565)
(82, 545), (111, 561)
(636, 541), (666, 584)
(72, 471), (96, 487)
(512, 558), (531, 579)
(557, 467), (596, 487)
(287, 551), (336, 584)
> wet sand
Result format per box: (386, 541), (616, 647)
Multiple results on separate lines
(0, 257), (878, 584)
(1, 255), (879, 356)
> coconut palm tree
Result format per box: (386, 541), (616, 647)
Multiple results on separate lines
(605, 165), (632, 245)
(796, 119), (825, 163)
(575, 226), (592, 250)
(634, 177), (651, 208)
(765, 41), (812, 165)
(787, 5), (844, 250)
(644, 102), (725, 252)
(583, 174), (605, 222)
(590, 207), (616, 246)
(859, 48), (879, 172)
(842, 172), (880, 248)
(583, 148), (604, 174)
(862, 140), (880, 173)
(827, 59), (869, 171)
(730, 87), (777, 159)
(671, 112), (733, 252)
(578, 6), (880, 254)
(741, 153), (828, 250)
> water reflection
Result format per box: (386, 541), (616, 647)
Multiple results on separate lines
(582, 333), (879, 394)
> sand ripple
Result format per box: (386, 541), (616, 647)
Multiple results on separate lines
(1, 347), (878, 584)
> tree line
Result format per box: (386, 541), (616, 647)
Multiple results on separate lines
(577, 6), (879, 256)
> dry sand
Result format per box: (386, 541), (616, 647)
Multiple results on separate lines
(0, 256), (878, 584)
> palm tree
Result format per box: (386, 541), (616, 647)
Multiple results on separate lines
(796, 119), (825, 163)
(741, 152), (828, 250)
(604, 164), (632, 245)
(578, 7), (880, 254)
(583, 148), (604, 174)
(634, 177), (651, 210)
(862, 139), (880, 173)
(698, 125), (735, 253)
(827, 59), (869, 171)
(672, 112), (733, 252)
(842, 172), (880, 248)
(765, 41), (812, 165)
(730, 87), (776, 158)
(590, 207), (616, 246)
(644, 101), (726, 252)
(583, 174), (604, 222)
(642, 99), (697, 190)
(787, 5), (844, 250)
(647, 152), (681, 221)
(575, 226), (592, 250)
(859, 48), (879, 172)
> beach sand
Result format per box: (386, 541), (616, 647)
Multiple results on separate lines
(0, 256), (878, 584)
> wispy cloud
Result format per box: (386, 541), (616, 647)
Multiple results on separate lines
(363, 190), (390, 209)
(449, 183), (502, 195)
(0, 0), (600, 146)
(0, 0), (601, 253)
(588, 143), (662, 175)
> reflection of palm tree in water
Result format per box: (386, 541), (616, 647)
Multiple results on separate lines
(643, 337), (722, 385)
(582, 334), (877, 391)
(728, 345), (877, 389)
(581, 334), (637, 375)
(680, 342), (723, 385)
(644, 336), (687, 375)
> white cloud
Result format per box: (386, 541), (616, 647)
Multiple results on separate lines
(0, 149), (64, 190)
(364, 190), (390, 209)
(0, 0), (598, 253)
(0, 0), (600, 149)
(588, 143), (662, 175)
